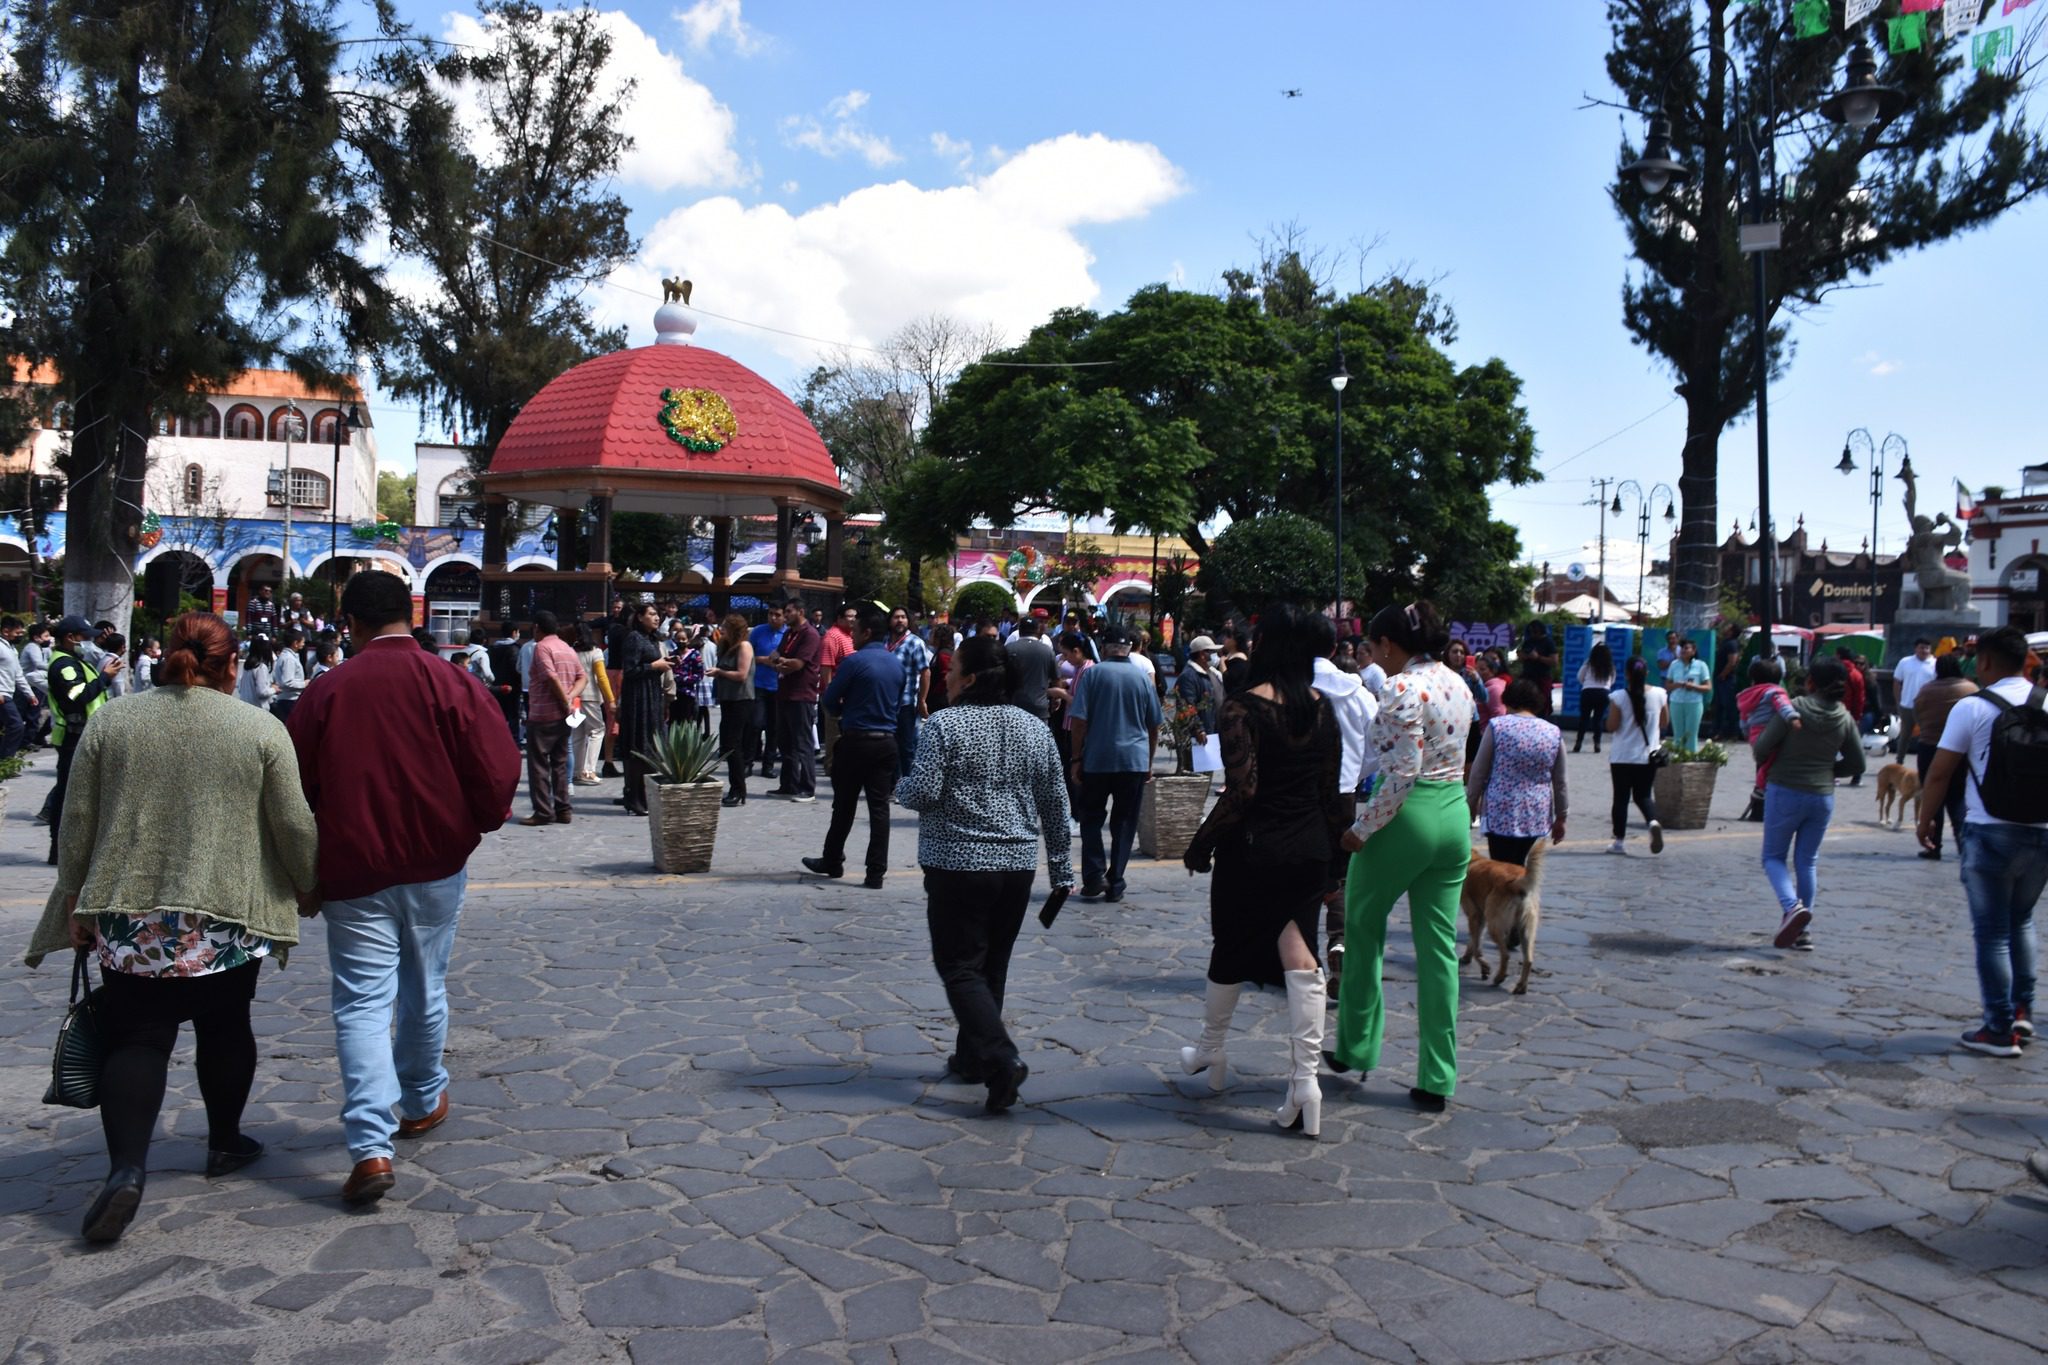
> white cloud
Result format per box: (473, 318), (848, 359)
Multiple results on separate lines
(675, 0), (760, 53)
(442, 9), (747, 194)
(780, 179), (800, 195)
(929, 131), (974, 173)
(782, 90), (900, 168)
(1858, 350), (1902, 377)
(601, 133), (1188, 367)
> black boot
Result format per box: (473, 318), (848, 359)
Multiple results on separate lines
(82, 1166), (146, 1243)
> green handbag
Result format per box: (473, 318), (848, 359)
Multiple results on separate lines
(44, 949), (105, 1109)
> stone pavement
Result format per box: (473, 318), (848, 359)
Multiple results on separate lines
(3, 738), (2047, 1364)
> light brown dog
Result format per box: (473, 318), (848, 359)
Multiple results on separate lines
(1874, 762), (1921, 829)
(1459, 838), (1547, 995)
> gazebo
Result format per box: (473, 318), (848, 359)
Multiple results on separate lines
(477, 300), (848, 622)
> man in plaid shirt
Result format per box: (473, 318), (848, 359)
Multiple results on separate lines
(888, 606), (932, 776)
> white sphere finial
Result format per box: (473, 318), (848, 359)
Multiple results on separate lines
(653, 302), (696, 346)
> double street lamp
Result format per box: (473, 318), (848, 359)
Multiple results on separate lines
(1612, 481), (1676, 622)
(1620, 20), (1903, 632)
(1837, 429), (1912, 628)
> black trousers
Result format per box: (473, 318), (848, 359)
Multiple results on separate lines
(777, 699), (818, 797)
(97, 960), (262, 1172)
(45, 735), (78, 864)
(925, 868), (1035, 1074)
(753, 693), (781, 770)
(821, 732), (897, 876)
(1914, 741), (1967, 849)
(1078, 771), (1146, 894)
(1486, 833), (1539, 866)
(1574, 688), (1609, 752)
(1610, 763), (1658, 839)
(719, 702), (754, 796)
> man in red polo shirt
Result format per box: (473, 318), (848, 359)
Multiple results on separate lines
(520, 609), (586, 825)
(288, 571), (520, 1205)
(816, 603), (856, 776)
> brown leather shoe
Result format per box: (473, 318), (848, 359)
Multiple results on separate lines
(342, 1157), (395, 1205)
(554, 811), (572, 824)
(396, 1092), (449, 1139)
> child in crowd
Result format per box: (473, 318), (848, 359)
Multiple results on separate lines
(1736, 656), (1800, 822)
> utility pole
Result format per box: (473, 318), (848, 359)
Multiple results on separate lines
(1586, 478), (1617, 622)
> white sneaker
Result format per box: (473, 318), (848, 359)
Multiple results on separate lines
(1607, 839), (1626, 855)
(1649, 821), (1664, 854)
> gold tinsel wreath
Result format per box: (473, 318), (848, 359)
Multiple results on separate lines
(658, 387), (739, 453)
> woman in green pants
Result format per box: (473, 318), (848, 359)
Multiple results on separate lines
(1324, 601), (1475, 1111)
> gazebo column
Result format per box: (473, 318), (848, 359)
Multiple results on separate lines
(825, 514), (845, 585)
(555, 500), (584, 572)
(774, 501), (799, 583)
(712, 517), (733, 616)
(585, 491), (614, 574)
(482, 494), (510, 572)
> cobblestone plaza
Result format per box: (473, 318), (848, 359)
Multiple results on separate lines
(4, 745), (2046, 1364)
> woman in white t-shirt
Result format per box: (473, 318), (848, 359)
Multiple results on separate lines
(1604, 656), (1668, 855)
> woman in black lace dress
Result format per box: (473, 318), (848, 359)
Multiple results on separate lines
(613, 603), (672, 816)
(1180, 605), (1349, 1138)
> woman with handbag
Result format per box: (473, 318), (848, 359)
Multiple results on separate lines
(24, 612), (318, 1243)
(1606, 656), (1669, 855)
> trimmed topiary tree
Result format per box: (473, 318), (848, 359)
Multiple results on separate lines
(952, 580), (1015, 626)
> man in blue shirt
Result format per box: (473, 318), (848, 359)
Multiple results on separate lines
(749, 613), (784, 780)
(803, 607), (900, 889)
(888, 606), (933, 775)
(1068, 624), (1161, 902)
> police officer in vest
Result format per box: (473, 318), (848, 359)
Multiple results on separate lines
(42, 615), (122, 863)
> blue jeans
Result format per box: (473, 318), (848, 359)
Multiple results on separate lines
(1761, 786), (1833, 915)
(1958, 822), (2048, 1034)
(896, 704), (922, 777)
(324, 870), (466, 1162)
(1079, 771), (1146, 895)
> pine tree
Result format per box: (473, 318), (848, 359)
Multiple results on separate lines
(0, 0), (392, 633)
(1606, 0), (2048, 628)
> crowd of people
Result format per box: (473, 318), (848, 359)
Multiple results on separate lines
(18, 566), (2048, 1243)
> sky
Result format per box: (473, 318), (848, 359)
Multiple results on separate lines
(367, 0), (2048, 608)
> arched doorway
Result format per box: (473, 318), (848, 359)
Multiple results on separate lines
(224, 553), (284, 626)
(425, 560), (482, 642)
(143, 550), (214, 622)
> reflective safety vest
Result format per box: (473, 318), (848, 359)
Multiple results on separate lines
(48, 647), (109, 747)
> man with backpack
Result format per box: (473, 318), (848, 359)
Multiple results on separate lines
(1918, 626), (2048, 1058)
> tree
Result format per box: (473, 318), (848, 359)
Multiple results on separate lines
(364, 0), (637, 522)
(924, 259), (1541, 615)
(1197, 512), (1349, 618)
(952, 581), (1013, 625)
(0, 0), (395, 633)
(376, 470), (418, 525)
(1605, 0), (2048, 627)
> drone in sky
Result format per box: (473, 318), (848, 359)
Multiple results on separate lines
(1281, 88), (1303, 98)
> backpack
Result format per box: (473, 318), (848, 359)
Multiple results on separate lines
(1969, 685), (2048, 824)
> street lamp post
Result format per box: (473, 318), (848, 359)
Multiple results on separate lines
(330, 404), (359, 602)
(1623, 19), (1901, 635)
(1613, 481), (1676, 621)
(1837, 428), (1910, 629)
(1331, 341), (1349, 625)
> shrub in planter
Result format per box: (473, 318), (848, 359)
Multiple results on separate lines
(635, 724), (726, 873)
(1654, 740), (1728, 831)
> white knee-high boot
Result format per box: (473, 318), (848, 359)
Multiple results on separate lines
(1276, 968), (1326, 1137)
(1179, 980), (1241, 1091)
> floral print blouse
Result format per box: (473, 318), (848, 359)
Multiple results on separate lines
(94, 911), (273, 977)
(1350, 658), (1475, 842)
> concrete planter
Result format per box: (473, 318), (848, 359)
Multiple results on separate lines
(1139, 774), (1211, 860)
(1652, 762), (1721, 831)
(648, 779), (722, 873)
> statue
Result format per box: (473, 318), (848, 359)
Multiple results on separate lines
(661, 276), (693, 306)
(1898, 460), (1975, 614)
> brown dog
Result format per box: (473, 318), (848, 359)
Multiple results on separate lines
(1874, 762), (1921, 829)
(1459, 839), (1547, 995)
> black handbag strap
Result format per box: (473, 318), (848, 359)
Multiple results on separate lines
(69, 947), (90, 1006)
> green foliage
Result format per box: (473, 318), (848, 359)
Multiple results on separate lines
(131, 592), (208, 646)
(0, 0), (398, 629)
(1198, 513), (1352, 617)
(0, 754), (26, 783)
(1154, 552), (1194, 630)
(1666, 741), (1730, 768)
(364, 0), (636, 475)
(286, 577), (336, 620)
(376, 471), (417, 526)
(798, 540), (948, 611)
(1041, 539), (1119, 612)
(635, 722), (724, 785)
(1606, 1), (2048, 626)
(611, 514), (695, 579)
(952, 581), (1013, 625)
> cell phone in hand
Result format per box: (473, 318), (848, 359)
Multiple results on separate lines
(1038, 886), (1070, 929)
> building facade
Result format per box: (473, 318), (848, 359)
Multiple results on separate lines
(1964, 465), (2048, 633)
(1713, 518), (1906, 628)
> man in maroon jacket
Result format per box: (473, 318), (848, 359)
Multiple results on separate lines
(288, 571), (520, 1205)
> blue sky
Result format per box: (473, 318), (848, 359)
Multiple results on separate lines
(371, 0), (2047, 604)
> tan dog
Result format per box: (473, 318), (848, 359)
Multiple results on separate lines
(1459, 839), (1547, 995)
(1874, 763), (1921, 829)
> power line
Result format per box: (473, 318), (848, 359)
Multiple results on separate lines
(1542, 397), (1681, 474)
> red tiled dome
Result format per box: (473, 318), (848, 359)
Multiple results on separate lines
(489, 342), (842, 504)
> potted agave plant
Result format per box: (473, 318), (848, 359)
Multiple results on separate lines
(0, 752), (24, 825)
(1652, 739), (1729, 830)
(635, 723), (726, 873)
(1139, 698), (1212, 859)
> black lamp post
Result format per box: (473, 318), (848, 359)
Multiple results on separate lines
(1330, 337), (1349, 623)
(330, 403), (359, 598)
(1626, 11), (1902, 635)
(1614, 481), (1677, 621)
(1838, 428), (1909, 627)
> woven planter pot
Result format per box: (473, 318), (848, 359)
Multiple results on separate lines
(1652, 761), (1721, 831)
(1139, 773), (1211, 860)
(647, 779), (723, 873)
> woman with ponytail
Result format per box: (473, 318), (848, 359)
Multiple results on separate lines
(24, 612), (319, 1243)
(1324, 601), (1474, 1113)
(1604, 655), (1669, 855)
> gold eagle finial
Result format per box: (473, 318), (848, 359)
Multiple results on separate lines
(662, 276), (693, 306)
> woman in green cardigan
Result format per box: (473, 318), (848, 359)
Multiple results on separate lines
(25, 612), (318, 1244)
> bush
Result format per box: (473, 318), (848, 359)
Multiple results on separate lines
(952, 580), (1015, 626)
(1197, 511), (1357, 616)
